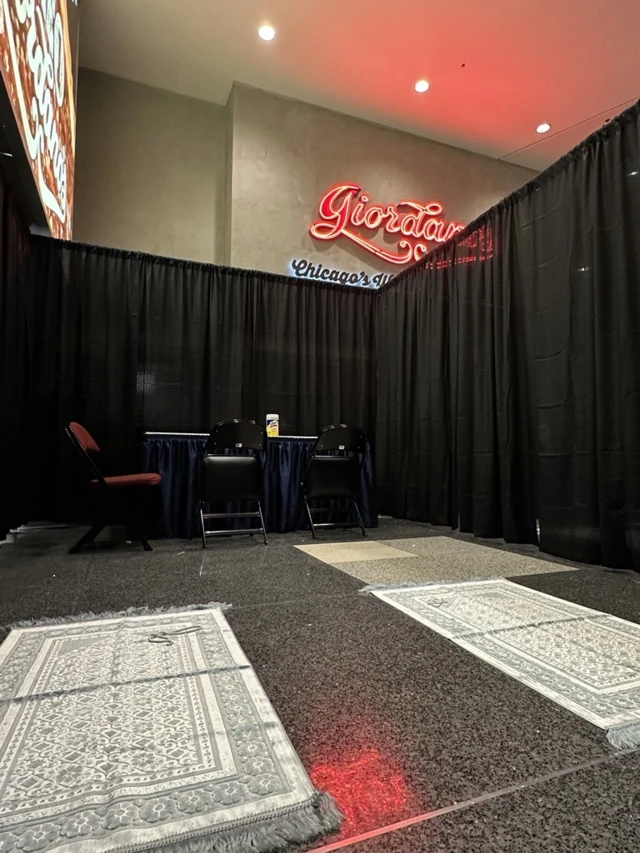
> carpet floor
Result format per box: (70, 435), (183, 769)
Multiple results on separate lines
(1, 519), (639, 852)
(296, 535), (580, 584)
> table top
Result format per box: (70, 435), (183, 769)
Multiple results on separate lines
(143, 432), (317, 440)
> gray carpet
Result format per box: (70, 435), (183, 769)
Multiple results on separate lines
(297, 536), (579, 585)
(1, 520), (638, 852)
(371, 578), (640, 748)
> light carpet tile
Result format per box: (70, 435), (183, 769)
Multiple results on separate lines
(306, 537), (577, 585)
(325, 555), (506, 586)
(382, 537), (577, 578)
(295, 541), (417, 564)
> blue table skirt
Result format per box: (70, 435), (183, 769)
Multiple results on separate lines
(139, 434), (377, 539)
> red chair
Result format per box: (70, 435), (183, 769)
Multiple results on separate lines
(65, 422), (161, 554)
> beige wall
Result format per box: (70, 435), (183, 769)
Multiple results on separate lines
(73, 75), (536, 275)
(73, 70), (227, 263)
(228, 85), (536, 277)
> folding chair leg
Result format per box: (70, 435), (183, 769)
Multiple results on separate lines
(124, 512), (153, 551)
(304, 498), (317, 539)
(69, 519), (107, 554)
(200, 505), (207, 549)
(257, 502), (268, 545)
(353, 499), (366, 537)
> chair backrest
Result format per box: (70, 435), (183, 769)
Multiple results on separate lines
(201, 455), (263, 502)
(304, 425), (366, 500)
(68, 422), (100, 453)
(65, 422), (105, 485)
(312, 424), (366, 455)
(205, 420), (266, 454)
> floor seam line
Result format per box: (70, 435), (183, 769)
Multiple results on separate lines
(312, 747), (640, 852)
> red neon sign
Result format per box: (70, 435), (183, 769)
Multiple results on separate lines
(309, 183), (465, 266)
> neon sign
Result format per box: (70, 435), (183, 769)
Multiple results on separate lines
(425, 227), (494, 270)
(309, 183), (465, 266)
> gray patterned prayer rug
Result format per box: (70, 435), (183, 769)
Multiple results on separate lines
(0, 605), (341, 853)
(371, 579), (640, 750)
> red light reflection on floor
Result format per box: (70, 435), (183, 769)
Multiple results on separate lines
(310, 749), (411, 839)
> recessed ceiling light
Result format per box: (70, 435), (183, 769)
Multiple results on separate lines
(536, 123), (551, 134)
(414, 80), (430, 93)
(258, 25), (276, 41)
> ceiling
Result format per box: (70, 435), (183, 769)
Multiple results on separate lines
(78, 0), (640, 170)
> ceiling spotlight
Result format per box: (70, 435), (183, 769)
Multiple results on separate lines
(536, 123), (551, 134)
(414, 80), (430, 93)
(258, 25), (276, 41)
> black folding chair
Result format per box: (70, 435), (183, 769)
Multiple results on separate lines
(65, 422), (161, 553)
(200, 419), (268, 547)
(303, 424), (367, 538)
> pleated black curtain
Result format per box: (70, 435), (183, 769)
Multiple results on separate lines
(375, 255), (455, 528)
(25, 241), (377, 521)
(0, 174), (32, 540)
(3, 100), (640, 565)
(377, 100), (640, 568)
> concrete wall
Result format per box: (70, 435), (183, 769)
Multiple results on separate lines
(73, 69), (227, 263)
(228, 85), (536, 277)
(72, 75), (536, 274)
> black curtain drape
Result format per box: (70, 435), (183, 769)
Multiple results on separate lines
(25, 241), (377, 521)
(0, 174), (32, 540)
(377, 100), (640, 568)
(3, 101), (639, 566)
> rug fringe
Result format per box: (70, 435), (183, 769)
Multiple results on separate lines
(4, 602), (231, 634)
(152, 790), (342, 853)
(360, 577), (505, 594)
(607, 723), (640, 750)
(359, 581), (427, 593)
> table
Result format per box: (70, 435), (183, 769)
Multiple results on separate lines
(139, 433), (377, 539)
